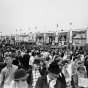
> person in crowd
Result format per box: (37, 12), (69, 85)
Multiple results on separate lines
(0, 52), (4, 62)
(78, 61), (86, 71)
(53, 55), (62, 63)
(61, 59), (73, 87)
(15, 50), (23, 66)
(71, 66), (87, 88)
(4, 52), (10, 59)
(61, 51), (64, 58)
(29, 52), (35, 69)
(35, 51), (41, 60)
(84, 56), (88, 76)
(52, 52), (56, 60)
(39, 59), (48, 76)
(21, 49), (26, 57)
(63, 51), (68, 60)
(72, 56), (79, 74)
(61, 60), (70, 78)
(58, 62), (66, 88)
(44, 56), (51, 68)
(0, 52), (5, 72)
(80, 51), (84, 62)
(11, 52), (19, 66)
(0, 54), (18, 88)
(22, 50), (30, 71)
(27, 59), (41, 88)
(35, 61), (61, 88)
(10, 69), (29, 88)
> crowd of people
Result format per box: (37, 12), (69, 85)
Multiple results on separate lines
(0, 44), (88, 88)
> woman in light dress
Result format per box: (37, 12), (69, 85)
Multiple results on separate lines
(71, 66), (87, 88)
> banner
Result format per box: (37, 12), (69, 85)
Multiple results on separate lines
(78, 78), (88, 87)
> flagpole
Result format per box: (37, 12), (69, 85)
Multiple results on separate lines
(70, 22), (71, 31)
(45, 25), (46, 33)
(20, 29), (21, 36)
(44, 25), (46, 44)
(10, 31), (11, 39)
(86, 27), (88, 44)
(0, 31), (2, 40)
(28, 28), (30, 34)
(56, 24), (58, 32)
(70, 22), (72, 50)
(35, 27), (37, 43)
(16, 29), (17, 34)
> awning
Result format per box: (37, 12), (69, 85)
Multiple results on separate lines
(73, 34), (86, 39)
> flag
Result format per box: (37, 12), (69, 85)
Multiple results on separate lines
(61, 29), (63, 31)
(57, 24), (58, 27)
(70, 22), (72, 25)
(35, 27), (37, 29)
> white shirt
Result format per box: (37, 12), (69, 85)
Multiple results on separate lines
(47, 75), (56, 88)
(63, 55), (67, 60)
(5, 80), (28, 88)
(80, 54), (84, 61)
(21, 52), (25, 57)
(47, 75), (51, 84)
(29, 56), (35, 66)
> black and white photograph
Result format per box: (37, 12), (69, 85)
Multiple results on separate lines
(0, 0), (88, 88)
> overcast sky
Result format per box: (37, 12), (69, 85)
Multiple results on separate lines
(0, 0), (88, 35)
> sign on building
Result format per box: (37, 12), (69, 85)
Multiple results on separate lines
(72, 30), (86, 45)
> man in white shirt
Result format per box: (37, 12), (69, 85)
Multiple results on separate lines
(35, 62), (61, 88)
(29, 52), (35, 68)
(0, 54), (18, 88)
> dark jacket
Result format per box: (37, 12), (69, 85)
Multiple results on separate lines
(26, 67), (48, 87)
(15, 55), (23, 65)
(39, 66), (48, 76)
(35, 75), (61, 88)
(22, 53), (30, 70)
(58, 73), (66, 88)
(12, 58), (19, 66)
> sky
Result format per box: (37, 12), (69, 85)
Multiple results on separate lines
(0, 0), (88, 35)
